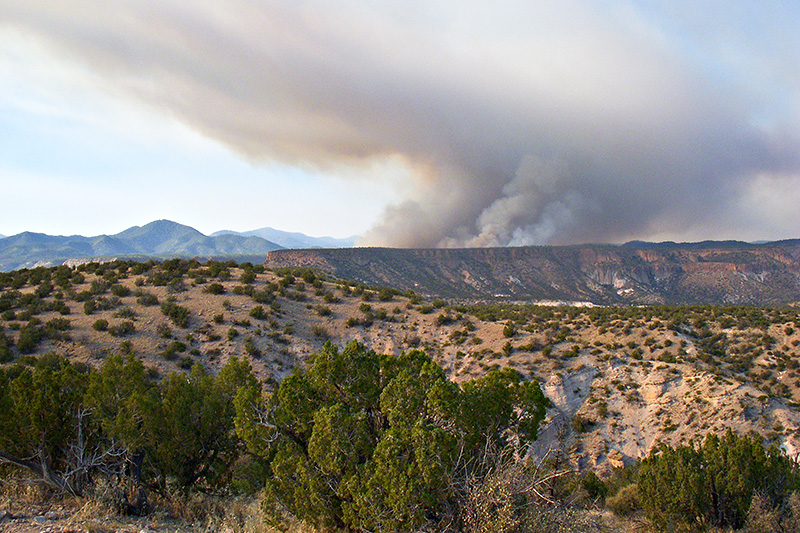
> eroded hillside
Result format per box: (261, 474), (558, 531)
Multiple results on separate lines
(1, 260), (799, 475)
(265, 241), (800, 305)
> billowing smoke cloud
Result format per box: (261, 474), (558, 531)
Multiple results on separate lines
(3, 1), (800, 246)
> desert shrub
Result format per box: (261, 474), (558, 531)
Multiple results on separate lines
(94, 296), (121, 311)
(239, 270), (257, 284)
(311, 324), (329, 339)
(435, 313), (455, 326)
(90, 280), (110, 295)
(114, 307), (135, 319)
(249, 306), (266, 320)
(251, 289), (275, 305)
(49, 300), (71, 315)
(162, 341), (187, 360)
(581, 471), (607, 500)
(16, 323), (45, 354)
(152, 359), (257, 488)
(232, 284), (253, 296)
(572, 414), (593, 433)
(323, 292), (340, 304)
(378, 288), (396, 301)
(0, 356), (90, 494)
(606, 484), (639, 516)
(0, 353), (259, 499)
(83, 299), (97, 315)
(638, 431), (800, 530)
(136, 291), (159, 306)
(92, 319), (109, 332)
(0, 331), (14, 363)
(234, 340), (549, 531)
(110, 284), (131, 297)
(155, 323), (172, 339)
(243, 336), (260, 357)
(207, 282), (225, 295)
(161, 302), (189, 328)
(109, 321), (135, 337)
(44, 317), (71, 334)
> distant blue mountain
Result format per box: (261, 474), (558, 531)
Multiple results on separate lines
(0, 220), (283, 271)
(212, 226), (356, 249)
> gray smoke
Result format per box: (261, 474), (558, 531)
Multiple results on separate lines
(3, 1), (799, 246)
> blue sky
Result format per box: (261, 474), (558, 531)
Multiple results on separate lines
(0, 29), (397, 237)
(1, 1), (799, 246)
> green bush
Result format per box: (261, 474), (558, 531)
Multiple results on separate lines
(207, 282), (225, 295)
(239, 270), (257, 284)
(109, 321), (135, 337)
(16, 323), (45, 354)
(0, 356), (90, 494)
(234, 340), (549, 531)
(83, 299), (97, 315)
(243, 336), (260, 357)
(607, 484), (639, 516)
(136, 291), (159, 306)
(0, 353), (259, 498)
(110, 284), (131, 297)
(161, 301), (190, 328)
(249, 306), (266, 320)
(0, 332), (13, 363)
(638, 431), (800, 530)
(581, 471), (608, 500)
(162, 340), (187, 360)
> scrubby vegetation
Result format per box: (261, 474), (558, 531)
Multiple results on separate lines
(0, 353), (255, 507)
(235, 341), (548, 531)
(0, 343), (560, 532)
(3, 259), (800, 531)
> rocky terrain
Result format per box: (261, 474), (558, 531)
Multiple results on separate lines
(266, 240), (800, 305)
(2, 259), (800, 480)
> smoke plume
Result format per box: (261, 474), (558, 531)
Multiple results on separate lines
(3, 1), (800, 246)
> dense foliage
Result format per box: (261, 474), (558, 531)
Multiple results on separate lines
(0, 353), (258, 511)
(235, 340), (549, 531)
(636, 431), (800, 530)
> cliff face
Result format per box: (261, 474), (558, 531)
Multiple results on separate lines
(265, 242), (800, 305)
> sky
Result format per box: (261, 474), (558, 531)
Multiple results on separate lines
(1, 1), (799, 246)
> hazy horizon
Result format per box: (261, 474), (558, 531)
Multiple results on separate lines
(0, 219), (357, 241)
(2, 2), (799, 247)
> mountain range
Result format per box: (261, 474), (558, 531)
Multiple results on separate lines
(265, 240), (800, 305)
(7, 220), (800, 306)
(212, 227), (355, 249)
(0, 220), (288, 271)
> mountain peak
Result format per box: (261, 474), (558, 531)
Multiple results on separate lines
(214, 226), (356, 249)
(0, 220), (282, 270)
